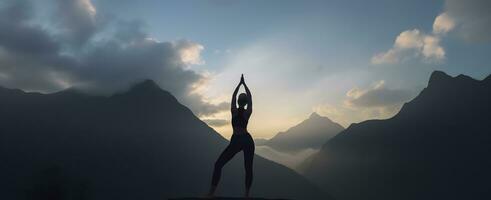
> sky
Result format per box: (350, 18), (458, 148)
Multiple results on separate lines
(0, 0), (490, 139)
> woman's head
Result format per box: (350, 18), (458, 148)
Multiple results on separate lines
(237, 93), (248, 107)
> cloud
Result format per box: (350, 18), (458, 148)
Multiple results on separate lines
(0, 0), (72, 91)
(0, 0), (59, 55)
(202, 119), (229, 127)
(0, 0), (227, 116)
(54, 0), (99, 46)
(421, 35), (445, 61)
(433, 13), (456, 35)
(444, 0), (491, 42)
(371, 28), (446, 65)
(174, 40), (205, 66)
(314, 80), (416, 127)
(372, 0), (491, 65)
(394, 29), (425, 49)
(345, 80), (414, 108)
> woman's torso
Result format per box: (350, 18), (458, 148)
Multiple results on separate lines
(232, 108), (249, 135)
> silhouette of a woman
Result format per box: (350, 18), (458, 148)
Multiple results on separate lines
(208, 74), (255, 198)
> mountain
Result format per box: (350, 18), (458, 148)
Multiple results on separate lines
(265, 113), (344, 152)
(302, 71), (491, 200)
(0, 80), (329, 200)
(255, 145), (319, 173)
(254, 113), (343, 172)
(253, 138), (269, 146)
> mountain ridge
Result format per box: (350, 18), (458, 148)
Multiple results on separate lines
(264, 112), (344, 152)
(0, 80), (329, 200)
(302, 70), (491, 200)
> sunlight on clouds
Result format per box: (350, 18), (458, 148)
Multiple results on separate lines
(344, 80), (414, 108)
(313, 103), (353, 127)
(314, 80), (415, 127)
(372, 0), (491, 65)
(371, 28), (447, 64)
(433, 13), (455, 35)
(201, 41), (332, 139)
(201, 40), (375, 138)
(175, 40), (205, 66)
(50, 72), (72, 90)
(315, 101), (402, 128)
(79, 0), (96, 18)
(395, 29), (425, 49)
(371, 9), (460, 65)
(371, 49), (399, 64)
(422, 35), (445, 61)
(189, 71), (213, 95)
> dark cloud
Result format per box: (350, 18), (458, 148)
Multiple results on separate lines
(53, 0), (99, 46)
(444, 0), (491, 42)
(0, 0), (71, 91)
(0, 0), (227, 116)
(346, 81), (414, 108)
(113, 20), (148, 42)
(0, 0), (59, 55)
(202, 119), (229, 127)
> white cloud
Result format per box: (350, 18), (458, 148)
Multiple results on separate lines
(371, 48), (400, 64)
(373, 0), (491, 65)
(174, 40), (205, 66)
(395, 29), (424, 49)
(433, 13), (455, 35)
(78, 0), (97, 18)
(345, 80), (413, 108)
(371, 28), (447, 65)
(422, 35), (445, 61)
(314, 80), (416, 127)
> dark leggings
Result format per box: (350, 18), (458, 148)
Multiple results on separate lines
(212, 133), (255, 189)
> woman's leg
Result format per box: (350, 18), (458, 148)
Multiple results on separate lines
(209, 143), (241, 195)
(243, 139), (255, 197)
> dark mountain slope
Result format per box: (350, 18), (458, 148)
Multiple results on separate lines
(302, 71), (491, 200)
(0, 80), (328, 200)
(265, 113), (344, 152)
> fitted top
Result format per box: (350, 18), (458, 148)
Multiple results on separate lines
(232, 107), (249, 129)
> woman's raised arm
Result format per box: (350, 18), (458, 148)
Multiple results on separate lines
(231, 79), (241, 112)
(242, 75), (252, 114)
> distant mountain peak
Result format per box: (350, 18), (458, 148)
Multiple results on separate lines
(263, 112), (345, 152)
(309, 112), (321, 119)
(131, 79), (161, 91)
(428, 70), (452, 85)
(308, 112), (333, 123)
(115, 79), (176, 102)
(428, 70), (480, 87)
(455, 74), (477, 82)
(123, 79), (169, 96)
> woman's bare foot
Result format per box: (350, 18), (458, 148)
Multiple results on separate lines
(206, 185), (217, 199)
(244, 188), (251, 199)
(204, 192), (215, 199)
